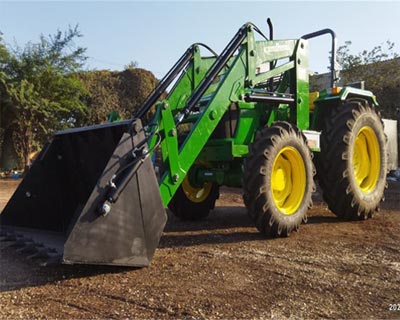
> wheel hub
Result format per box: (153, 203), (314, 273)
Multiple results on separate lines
(181, 176), (213, 203)
(353, 126), (380, 194)
(271, 146), (306, 215)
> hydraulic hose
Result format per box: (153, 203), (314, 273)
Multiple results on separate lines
(134, 46), (195, 119)
(134, 43), (219, 120)
(176, 24), (249, 124)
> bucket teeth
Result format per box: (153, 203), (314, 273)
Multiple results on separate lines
(28, 248), (61, 263)
(8, 239), (28, 248)
(16, 243), (43, 254)
(0, 228), (18, 242)
(8, 235), (34, 248)
(0, 229), (10, 237)
(0, 234), (17, 242)
(0, 227), (63, 266)
(40, 255), (62, 266)
(27, 249), (51, 260)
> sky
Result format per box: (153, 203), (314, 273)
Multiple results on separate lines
(0, 1), (399, 79)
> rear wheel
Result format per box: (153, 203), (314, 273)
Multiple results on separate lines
(243, 122), (315, 237)
(168, 175), (219, 220)
(316, 100), (387, 219)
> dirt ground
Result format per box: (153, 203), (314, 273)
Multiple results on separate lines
(0, 179), (399, 319)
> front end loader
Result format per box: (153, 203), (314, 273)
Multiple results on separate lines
(1, 19), (388, 267)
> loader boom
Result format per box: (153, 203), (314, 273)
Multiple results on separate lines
(151, 23), (312, 206)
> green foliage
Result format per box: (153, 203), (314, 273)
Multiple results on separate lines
(124, 60), (139, 69)
(336, 41), (400, 119)
(119, 68), (158, 116)
(78, 68), (158, 125)
(0, 26), (88, 168)
(0, 32), (9, 63)
(337, 40), (398, 70)
(0, 26), (159, 169)
(78, 70), (122, 125)
(6, 80), (44, 167)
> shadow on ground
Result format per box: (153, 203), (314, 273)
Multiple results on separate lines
(0, 202), (354, 293)
(0, 247), (133, 293)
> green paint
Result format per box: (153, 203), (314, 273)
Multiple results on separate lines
(143, 23), (378, 207)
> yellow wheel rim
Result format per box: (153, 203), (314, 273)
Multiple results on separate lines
(271, 147), (306, 215)
(352, 126), (380, 194)
(181, 176), (213, 203)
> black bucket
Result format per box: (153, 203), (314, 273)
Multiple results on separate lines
(0, 120), (166, 267)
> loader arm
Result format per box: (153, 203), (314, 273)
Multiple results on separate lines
(153, 23), (311, 206)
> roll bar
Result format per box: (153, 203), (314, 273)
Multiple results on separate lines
(302, 29), (339, 88)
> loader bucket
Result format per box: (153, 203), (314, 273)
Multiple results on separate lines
(0, 120), (167, 267)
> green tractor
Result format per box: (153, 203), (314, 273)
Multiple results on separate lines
(1, 19), (387, 266)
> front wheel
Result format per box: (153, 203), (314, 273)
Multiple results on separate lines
(243, 122), (315, 237)
(168, 175), (219, 220)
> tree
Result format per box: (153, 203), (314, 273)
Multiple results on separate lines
(118, 68), (159, 117)
(124, 60), (138, 69)
(0, 26), (88, 168)
(6, 80), (44, 167)
(78, 68), (159, 125)
(78, 70), (123, 125)
(337, 40), (398, 70)
(335, 40), (400, 119)
(0, 34), (7, 150)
